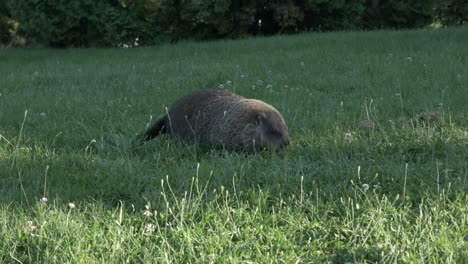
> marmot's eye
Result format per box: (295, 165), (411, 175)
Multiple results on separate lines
(255, 114), (263, 125)
(267, 130), (281, 138)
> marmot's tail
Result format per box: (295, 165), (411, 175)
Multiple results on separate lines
(135, 115), (168, 142)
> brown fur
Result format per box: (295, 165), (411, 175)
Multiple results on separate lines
(135, 89), (289, 150)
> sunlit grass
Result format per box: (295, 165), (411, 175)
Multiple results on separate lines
(0, 26), (467, 262)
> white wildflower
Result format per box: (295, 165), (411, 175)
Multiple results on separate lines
(143, 203), (153, 217)
(40, 197), (48, 204)
(266, 84), (273, 93)
(143, 210), (153, 217)
(145, 223), (156, 234)
(362, 184), (369, 191)
(68, 202), (76, 209)
(26, 221), (36, 232)
(344, 132), (354, 143)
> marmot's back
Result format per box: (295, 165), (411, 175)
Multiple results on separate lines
(136, 89), (289, 150)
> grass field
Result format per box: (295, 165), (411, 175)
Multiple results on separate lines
(1, 27), (467, 263)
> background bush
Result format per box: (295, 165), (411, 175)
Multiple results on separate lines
(154, 0), (258, 41)
(302, 0), (365, 31)
(434, 0), (468, 25)
(3, 0), (467, 47)
(7, 0), (154, 47)
(0, 1), (12, 45)
(363, 0), (434, 29)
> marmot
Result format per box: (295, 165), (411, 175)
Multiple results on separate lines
(135, 89), (290, 150)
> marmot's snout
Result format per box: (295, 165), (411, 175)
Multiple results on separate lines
(279, 135), (290, 148)
(255, 112), (290, 149)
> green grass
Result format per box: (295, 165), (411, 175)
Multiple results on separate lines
(1, 27), (467, 263)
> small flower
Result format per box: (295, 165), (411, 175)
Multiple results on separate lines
(26, 221), (36, 232)
(143, 202), (153, 217)
(240, 74), (245, 78)
(362, 184), (369, 191)
(344, 132), (354, 143)
(256, 80), (263, 85)
(300, 61), (305, 67)
(395, 93), (401, 97)
(145, 223), (156, 234)
(226, 80), (232, 85)
(40, 197), (48, 207)
(68, 202), (76, 209)
(218, 84), (224, 89)
(266, 84), (273, 93)
(356, 203), (360, 210)
(143, 210), (153, 217)
(40, 112), (47, 119)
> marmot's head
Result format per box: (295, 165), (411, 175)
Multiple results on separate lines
(240, 101), (289, 150)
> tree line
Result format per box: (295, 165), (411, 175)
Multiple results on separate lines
(1, 0), (467, 47)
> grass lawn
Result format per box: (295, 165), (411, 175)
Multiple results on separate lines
(0, 27), (467, 263)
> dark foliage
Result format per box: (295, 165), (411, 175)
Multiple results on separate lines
(154, 0), (257, 41)
(3, 0), (467, 47)
(303, 0), (365, 31)
(7, 0), (153, 47)
(434, 0), (468, 25)
(0, 1), (12, 45)
(363, 0), (434, 29)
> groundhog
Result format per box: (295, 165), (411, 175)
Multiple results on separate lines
(135, 89), (290, 150)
